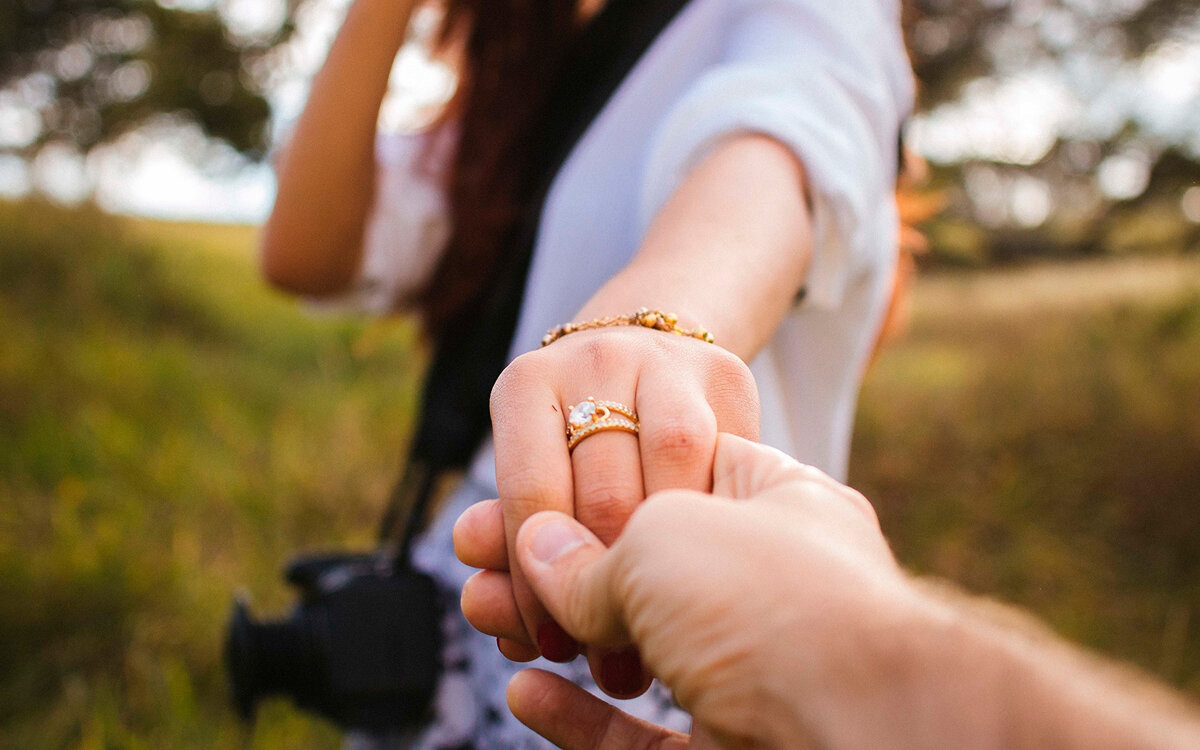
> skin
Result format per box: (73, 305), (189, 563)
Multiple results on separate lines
(488, 131), (810, 687)
(260, 0), (416, 295)
(456, 434), (1200, 749)
(262, 0), (812, 693)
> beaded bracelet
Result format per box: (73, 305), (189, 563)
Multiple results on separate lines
(540, 307), (716, 348)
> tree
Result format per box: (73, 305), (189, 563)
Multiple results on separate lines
(902, 0), (1200, 263)
(4, 0), (1199, 258)
(0, 0), (296, 159)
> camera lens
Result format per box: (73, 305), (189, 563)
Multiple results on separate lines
(225, 595), (327, 720)
(225, 558), (442, 731)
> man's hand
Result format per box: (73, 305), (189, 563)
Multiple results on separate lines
(458, 433), (911, 747)
(462, 434), (1200, 750)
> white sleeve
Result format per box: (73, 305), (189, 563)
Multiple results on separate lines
(639, 0), (914, 309)
(320, 128), (452, 314)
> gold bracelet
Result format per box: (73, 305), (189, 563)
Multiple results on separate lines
(540, 307), (716, 347)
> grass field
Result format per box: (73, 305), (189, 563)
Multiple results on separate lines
(2, 198), (1198, 747)
(853, 256), (1200, 696)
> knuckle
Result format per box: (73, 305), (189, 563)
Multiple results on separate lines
(702, 352), (761, 437)
(627, 490), (695, 542)
(562, 585), (607, 645)
(705, 348), (755, 393)
(788, 467), (837, 499)
(788, 465), (881, 528)
(610, 490), (700, 598)
(498, 465), (560, 514)
(641, 329), (677, 357)
(843, 487), (881, 528)
(792, 463), (829, 485)
(578, 336), (609, 374)
(642, 418), (713, 465)
(490, 350), (552, 408)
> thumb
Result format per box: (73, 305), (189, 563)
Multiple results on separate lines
(515, 511), (630, 647)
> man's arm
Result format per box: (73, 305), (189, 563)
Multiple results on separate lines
(456, 434), (1200, 749)
(886, 580), (1200, 750)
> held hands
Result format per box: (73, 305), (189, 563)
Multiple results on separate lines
(457, 434), (915, 749)
(481, 325), (761, 694)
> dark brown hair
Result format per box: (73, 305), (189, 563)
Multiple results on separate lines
(415, 0), (583, 331)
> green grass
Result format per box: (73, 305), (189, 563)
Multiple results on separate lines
(852, 257), (1200, 695)
(0, 200), (425, 748)
(1, 199), (1198, 746)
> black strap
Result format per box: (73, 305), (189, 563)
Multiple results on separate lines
(382, 0), (693, 560)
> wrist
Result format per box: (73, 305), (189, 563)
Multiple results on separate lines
(541, 308), (716, 348)
(570, 267), (733, 351)
(877, 583), (1009, 749)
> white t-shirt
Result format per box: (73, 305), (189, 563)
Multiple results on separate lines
(346, 0), (913, 483)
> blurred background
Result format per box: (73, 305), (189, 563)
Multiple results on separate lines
(2, 0), (1198, 746)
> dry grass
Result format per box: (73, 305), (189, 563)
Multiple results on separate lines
(853, 255), (1200, 696)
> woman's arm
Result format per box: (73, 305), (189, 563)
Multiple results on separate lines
(486, 132), (811, 687)
(260, 0), (419, 296)
(575, 132), (810, 360)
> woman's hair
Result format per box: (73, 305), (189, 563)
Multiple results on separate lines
(415, 0), (583, 331)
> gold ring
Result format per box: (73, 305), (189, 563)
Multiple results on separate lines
(565, 397), (640, 452)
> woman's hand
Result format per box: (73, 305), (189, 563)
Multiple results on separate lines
(458, 433), (910, 748)
(461, 132), (813, 694)
(469, 325), (760, 694)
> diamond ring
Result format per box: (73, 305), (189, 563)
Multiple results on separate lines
(565, 397), (639, 452)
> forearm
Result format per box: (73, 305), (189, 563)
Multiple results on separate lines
(963, 591), (1200, 749)
(261, 0), (418, 295)
(573, 134), (811, 362)
(795, 580), (1200, 750)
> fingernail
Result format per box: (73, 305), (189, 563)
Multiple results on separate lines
(530, 519), (585, 564)
(599, 646), (646, 697)
(537, 621), (579, 663)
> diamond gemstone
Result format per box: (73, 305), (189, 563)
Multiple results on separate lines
(568, 401), (596, 427)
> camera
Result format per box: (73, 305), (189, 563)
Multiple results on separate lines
(225, 552), (442, 732)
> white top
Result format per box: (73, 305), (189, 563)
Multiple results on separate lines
(342, 0), (914, 483)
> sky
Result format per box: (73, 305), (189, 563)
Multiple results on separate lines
(1, 0), (1198, 224)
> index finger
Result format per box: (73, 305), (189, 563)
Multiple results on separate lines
(711, 433), (844, 499)
(508, 670), (690, 750)
(490, 353), (577, 655)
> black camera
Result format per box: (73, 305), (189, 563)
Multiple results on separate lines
(225, 552), (442, 732)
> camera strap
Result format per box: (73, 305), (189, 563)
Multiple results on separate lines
(382, 0), (694, 564)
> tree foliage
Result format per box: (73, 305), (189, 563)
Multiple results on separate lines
(3, 0), (1199, 256)
(906, 0), (1200, 109)
(0, 0), (295, 157)
(902, 0), (1200, 262)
